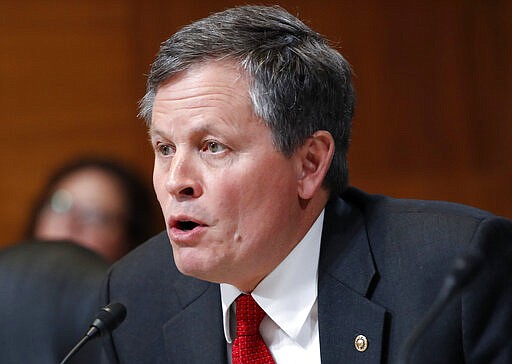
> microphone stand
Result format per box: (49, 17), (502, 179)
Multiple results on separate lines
(399, 217), (512, 364)
(398, 254), (483, 364)
(59, 335), (92, 364)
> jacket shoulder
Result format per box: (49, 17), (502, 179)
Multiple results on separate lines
(340, 188), (512, 362)
(342, 186), (495, 222)
(108, 231), (178, 288)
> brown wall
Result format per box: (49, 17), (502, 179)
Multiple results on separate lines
(1, 0), (511, 248)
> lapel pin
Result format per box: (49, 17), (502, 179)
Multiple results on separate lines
(354, 334), (368, 352)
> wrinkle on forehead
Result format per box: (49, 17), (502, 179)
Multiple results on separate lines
(155, 60), (249, 102)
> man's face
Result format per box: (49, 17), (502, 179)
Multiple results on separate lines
(150, 61), (306, 291)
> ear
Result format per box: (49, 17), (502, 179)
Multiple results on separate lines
(295, 130), (335, 200)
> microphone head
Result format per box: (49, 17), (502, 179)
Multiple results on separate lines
(60, 303), (127, 364)
(89, 302), (127, 337)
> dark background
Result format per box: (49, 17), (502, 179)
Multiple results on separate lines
(1, 0), (511, 248)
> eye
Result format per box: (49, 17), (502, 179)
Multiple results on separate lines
(204, 141), (226, 154)
(157, 143), (174, 156)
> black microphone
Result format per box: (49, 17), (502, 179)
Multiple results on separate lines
(60, 302), (127, 364)
(398, 217), (512, 364)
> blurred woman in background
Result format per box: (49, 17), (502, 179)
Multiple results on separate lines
(25, 157), (161, 262)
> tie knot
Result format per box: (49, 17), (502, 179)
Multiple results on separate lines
(235, 294), (266, 336)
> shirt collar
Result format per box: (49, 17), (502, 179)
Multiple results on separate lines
(221, 210), (324, 343)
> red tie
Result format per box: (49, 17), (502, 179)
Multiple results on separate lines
(232, 294), (275, 364)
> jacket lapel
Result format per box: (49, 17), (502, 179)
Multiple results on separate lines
(318, 198), (386, 364)
(163, 275), (227, 363)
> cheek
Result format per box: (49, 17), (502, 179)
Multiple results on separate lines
(227, 173), (294, 231)
(35, 213), (66, 236)
(215, 185), (243, 222)
(153, 169), (167, 206)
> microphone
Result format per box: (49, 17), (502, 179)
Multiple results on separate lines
(397, 254), (483, 364)
(398, 217), (512, 364)
(60, 302), (127, 364)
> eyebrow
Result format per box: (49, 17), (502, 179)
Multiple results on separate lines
(149, 123), (225, 141)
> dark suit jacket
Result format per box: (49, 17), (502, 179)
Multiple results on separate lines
(101, 187), (512, 363)
(0, 240), (109, 364)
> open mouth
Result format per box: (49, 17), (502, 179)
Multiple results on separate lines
(175, 220), (201, 231)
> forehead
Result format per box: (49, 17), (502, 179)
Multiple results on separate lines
(56, 168), (126, 209)
(155, 61), (249, 106)
(150, 61), (259, 134)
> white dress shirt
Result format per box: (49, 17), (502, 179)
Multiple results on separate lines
(221, 210), (324, 363)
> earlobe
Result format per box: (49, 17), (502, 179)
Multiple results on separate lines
(297, 130), (335, 199)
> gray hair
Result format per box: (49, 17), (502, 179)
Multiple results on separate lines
(139, 5), (355, 194)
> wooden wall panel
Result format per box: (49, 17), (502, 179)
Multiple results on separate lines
(0, 0), (154, 247)
(1, 0), (511, 248)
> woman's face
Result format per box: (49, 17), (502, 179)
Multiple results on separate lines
(34, 167), (129, 262)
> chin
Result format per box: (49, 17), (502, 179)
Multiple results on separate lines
(173, 254), (216, 282)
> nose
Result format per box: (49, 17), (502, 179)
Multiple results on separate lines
(164, 151), (202, 199)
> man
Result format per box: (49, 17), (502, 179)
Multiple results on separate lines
(101, 5), (512, 363)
